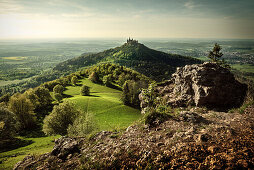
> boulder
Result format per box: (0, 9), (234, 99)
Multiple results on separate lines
(140, 62), (247, 110)
(51, 136), (81, 160)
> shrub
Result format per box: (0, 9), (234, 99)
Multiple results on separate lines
(8, 93), (36, 131)
(0, 107), (18, 140)
(53, 84), (64, 94)
(89, 72), (99, 83)
(54, 93), (63, 103)
(0, 93), (10, 103)
(143, 109), (170, 127)
(71, 76), (79, 85)
(81, 85), (90, 96)
(67, 112), (97, 137)
(42, 101), (80, 135)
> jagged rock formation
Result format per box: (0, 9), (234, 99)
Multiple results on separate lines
(13, 105), (254, 169)
(141, 62), (247, 110)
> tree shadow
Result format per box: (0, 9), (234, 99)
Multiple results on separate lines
(87, 94), (100, 97)
(107, 84), (122, 91)
(0, 138), (34, 153)
(62, 94), (73, 98)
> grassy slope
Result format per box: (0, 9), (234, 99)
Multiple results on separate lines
(0, 78), (141, 169)
(64, 78), (141, 131)
(0, 136), (60, 170)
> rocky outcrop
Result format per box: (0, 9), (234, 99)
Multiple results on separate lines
(141, 62), (247, 110)
(13, 137), (85, 170)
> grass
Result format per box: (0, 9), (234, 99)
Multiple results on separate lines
(0, 135), (60, 170)
(63, 78), (141, 131)
(232, 64), (254, 73)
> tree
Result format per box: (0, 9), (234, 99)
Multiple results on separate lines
(71, 76), (78, 85)
(67, 112), (97, 137)
(0, 107), (18, 140)
(117, 73), (126, 86)
(54, 93), (63, 103)
(102, 75), (112, 87)
(34, 86), (53, 109)
(122, 81), (130, 105)
(42, 101), (80, 135)
(80, 85), (90, 96)
(8, 93), (36, 130)
(89, 72), (99, 83)
(53, 84), (64, 94)
(208, 43), (223, 62)
(121, 80), (148, 107)
(207, 43), (230, 68)
(25, 87), (53, 111)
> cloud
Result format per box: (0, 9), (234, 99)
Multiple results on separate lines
(0, 0), (24, 14)
(184, 0), (196, 9)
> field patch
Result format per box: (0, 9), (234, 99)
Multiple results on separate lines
(232, 64), (254, 73)
(1, 56), (28, 61)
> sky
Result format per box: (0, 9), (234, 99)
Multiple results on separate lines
(0, 0), (254, 39)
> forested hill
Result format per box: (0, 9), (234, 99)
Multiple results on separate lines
(54, 39), (201, 81)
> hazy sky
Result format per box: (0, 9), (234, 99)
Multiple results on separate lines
(0, 0), (254, 39)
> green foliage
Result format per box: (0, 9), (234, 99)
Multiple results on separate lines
(208, 43), (223, 62)
(89, 71), (99, 83)
(42, 101), (80, 136)
(8, 93), (36, 131)
(143, 109), (169, 127)
(53, 93), (63, 103)
(140, 83), (158, 110)
(208, 43), (230, 68)
(53, 84), (64, 94)
(33, 86), (53, 109)
(0, 107), (18, 140)
(121, 80), (148, 107)
(0, 93), (10, 103)
(103, 75), (112, 87)
(67, 112), (98, 137)
(25, 86), (53, 112)
(71, 75), (79, 85)
(80, 85), (90, 96)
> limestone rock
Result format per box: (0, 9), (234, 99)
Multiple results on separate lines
(140, 62), (247, 110)
(51, 137), (81, 160)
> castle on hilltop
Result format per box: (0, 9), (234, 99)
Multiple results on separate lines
(127, 37), (138, 44)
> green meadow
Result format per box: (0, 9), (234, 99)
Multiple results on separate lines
(64, 78), (141, 131)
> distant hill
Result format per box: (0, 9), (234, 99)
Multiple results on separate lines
(54, 39), (201, 81)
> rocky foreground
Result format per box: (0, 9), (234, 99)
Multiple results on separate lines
(14, 105), (254, 169)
